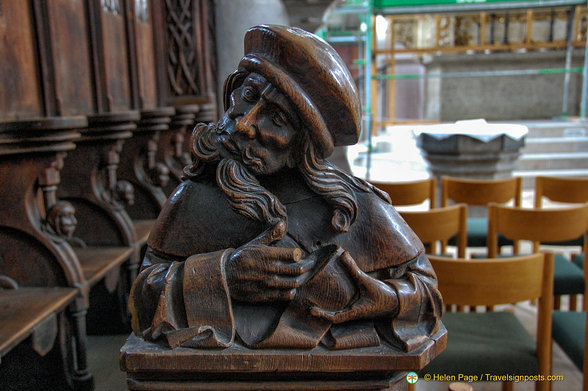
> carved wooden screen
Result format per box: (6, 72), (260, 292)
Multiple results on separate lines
(151, 0), (217, 111)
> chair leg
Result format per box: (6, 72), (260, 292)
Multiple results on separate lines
(554, 296), (561, 310)
(569, 295), (578, 311)
(502, 381), (514, 391)
(448, 382), (473, 391)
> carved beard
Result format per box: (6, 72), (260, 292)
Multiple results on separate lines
(185, 123), (288, 232)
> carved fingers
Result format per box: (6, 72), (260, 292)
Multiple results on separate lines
(225, 245), (313, 303)
(310, 251), (398, 324)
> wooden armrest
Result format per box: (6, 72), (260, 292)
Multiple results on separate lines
(75, 246), (134, 286)
(0, 287), (77, 358)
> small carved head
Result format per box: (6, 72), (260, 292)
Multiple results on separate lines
(47, 201), (77, 238)
(150, 163), (170, 187)
(115, 180), (135, 206)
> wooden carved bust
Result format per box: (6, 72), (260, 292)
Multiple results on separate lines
(129, 25), (442, 352)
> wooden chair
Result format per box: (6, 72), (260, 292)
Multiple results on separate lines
(370, 178), (436, 209)
(487, 203), (588, 310)
(441, 176), (522, 251)
(400, 204), (467, 258)
(421, 252), (554, 391)
(538, 178), (588, 385)
(535, 176), (588, 209)
(534, 175), (588, 272)
(551, 250), (588, 390)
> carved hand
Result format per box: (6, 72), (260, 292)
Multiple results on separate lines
(310, 251), (398, 323)
(225, 245), (314, 302)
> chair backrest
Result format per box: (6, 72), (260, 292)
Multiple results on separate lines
(534, 176), (588, 208)
(370, 178), (437, 209)
(429, 252), (553, 308)
(487, 203), (588, 258)
(400, 204), (467, 258)
(441, 176), (522, 207)
(428, 252), (554, 378)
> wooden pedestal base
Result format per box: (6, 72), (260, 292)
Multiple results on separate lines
(121, 328), (446, 391)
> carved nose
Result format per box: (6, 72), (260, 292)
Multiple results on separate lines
(235, 116), (256, 139)
(235, 104), (261, 139)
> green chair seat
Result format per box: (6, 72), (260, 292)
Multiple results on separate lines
(553, 254), (585, 296)
(421, 312), (538, 377)
(552, 311), (585, 370)
(573, 253), (584, 269)
(449, 217), (512, 248)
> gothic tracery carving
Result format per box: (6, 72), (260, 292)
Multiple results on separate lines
(165, 0), (201, 96)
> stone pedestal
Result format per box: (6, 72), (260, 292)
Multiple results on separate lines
(120, 327), (446, 391)
(416, 120), (527, 180)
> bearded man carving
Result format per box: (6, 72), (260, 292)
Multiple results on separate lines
(129, 25), (442, 352)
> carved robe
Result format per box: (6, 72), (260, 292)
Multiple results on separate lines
(129, 167), (442, 352)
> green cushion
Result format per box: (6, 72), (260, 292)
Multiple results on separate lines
(573, 253), (584, 269)
(465, 217), (489, 247)
(449, 217), (512, 248)
(553, 254), (585, 296)
(552, 311), (585, 370)
(421, 312), (538, 377)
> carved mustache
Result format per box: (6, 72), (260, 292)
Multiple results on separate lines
(218, 118), (263, 171)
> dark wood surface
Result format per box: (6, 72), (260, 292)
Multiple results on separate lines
(0, 1), (216, 389)
(122, 328), (446, 374)
(121, 328), (446, 391)
(121, 328), (447, 391)
(133, 219), (155, 247)
(0, 287), (77, 358)
(76, 247), (135, 286)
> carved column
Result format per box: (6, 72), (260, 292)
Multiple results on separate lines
(57, 113), (140, 335)
(158, 104), (199, 195)
(117, 107), (175, 220)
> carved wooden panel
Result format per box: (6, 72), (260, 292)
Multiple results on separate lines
(100, 0), (132, 111)
(134, 0), (158, 109)
(45, 0), (94, 116)
(0, 1), (43, 120)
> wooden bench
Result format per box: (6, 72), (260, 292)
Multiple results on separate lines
(0, 117), (94, 390)
(0, 286), (78, 361)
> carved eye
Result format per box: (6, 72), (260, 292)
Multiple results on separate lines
(242, 86), (258, 102)
(272, 110), (287, 127)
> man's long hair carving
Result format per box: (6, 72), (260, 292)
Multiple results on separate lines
(183, 110), (385, 235)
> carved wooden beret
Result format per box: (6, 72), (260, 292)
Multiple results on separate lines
(224, 25), (361, 157)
